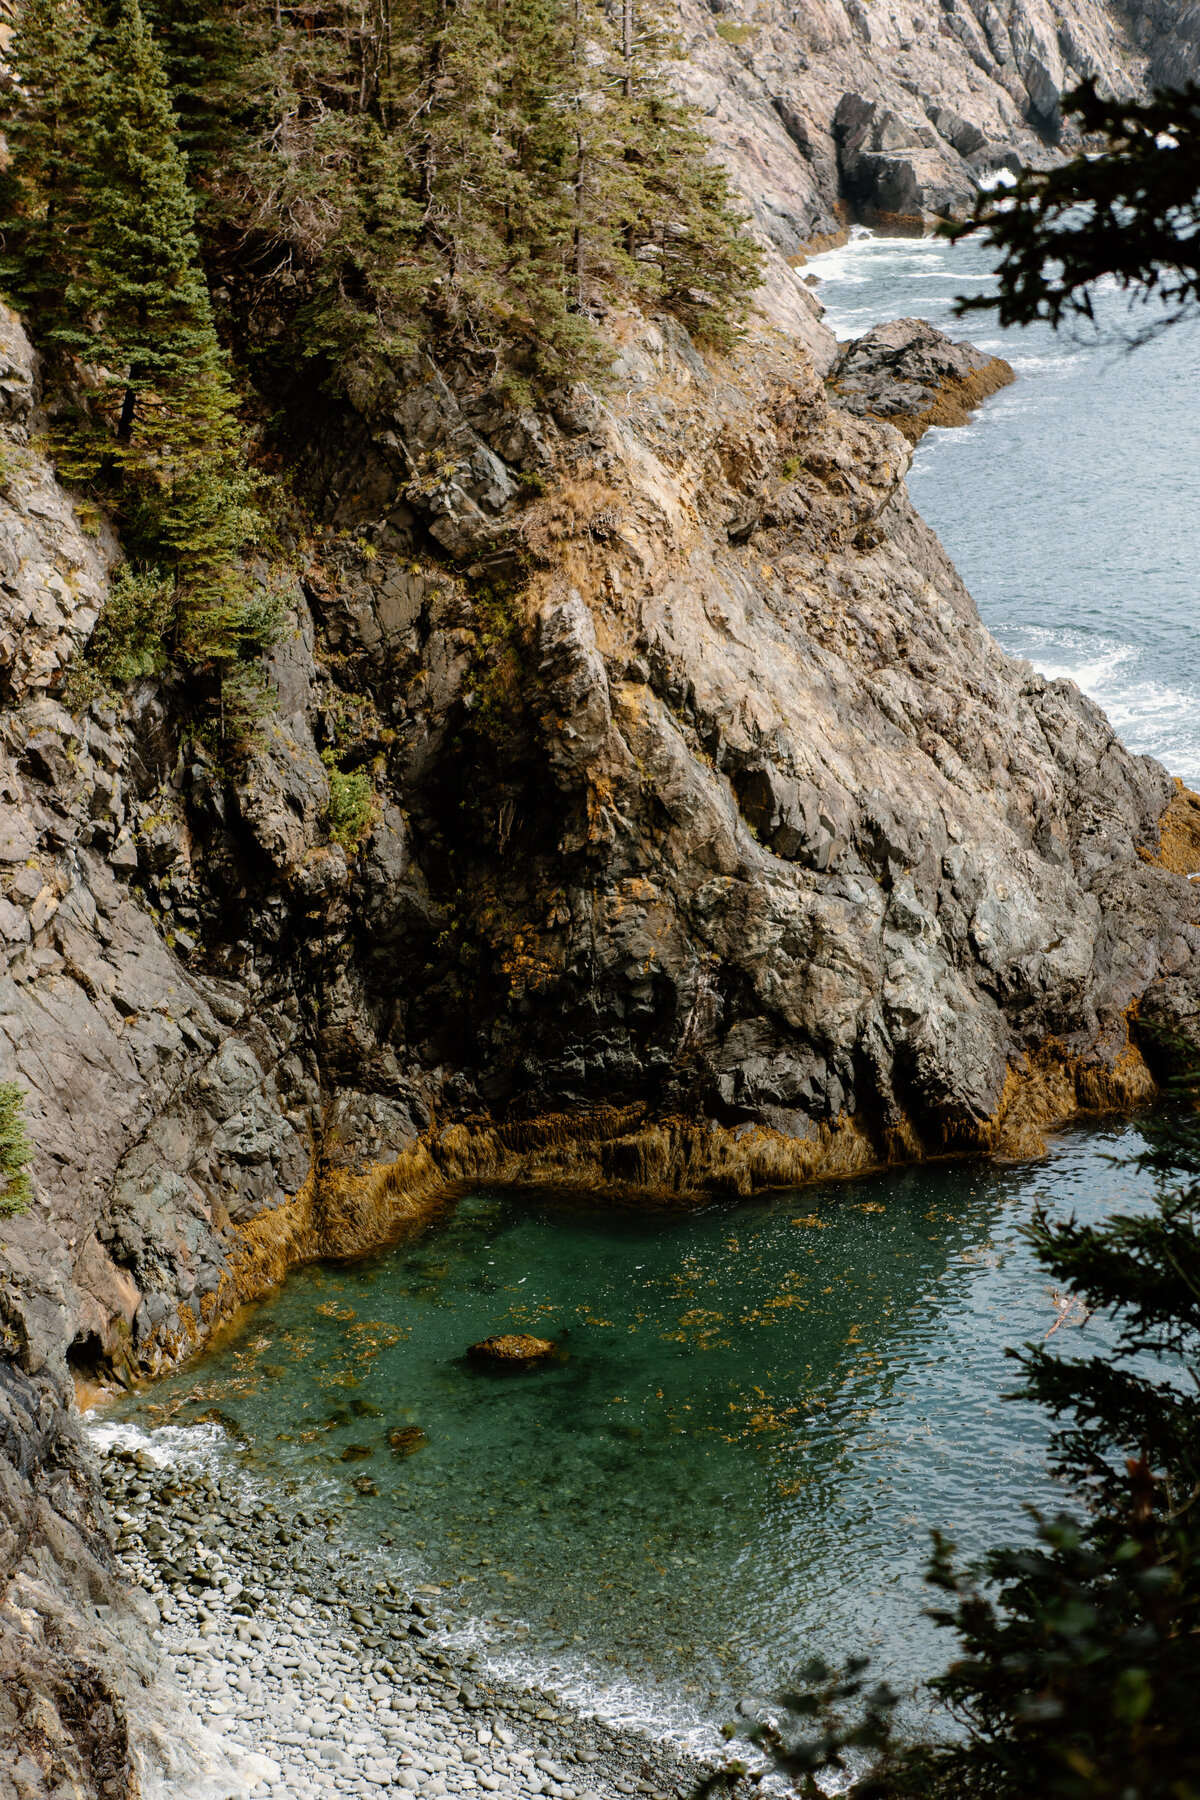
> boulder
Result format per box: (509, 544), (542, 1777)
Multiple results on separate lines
(468, 1334), (558, 1366)
(828, 316), (1015, 442)
(386, 1425), (429, 1455)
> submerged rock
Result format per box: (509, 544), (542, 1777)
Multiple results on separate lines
(387, 1424), (430, 1455)
(468, 1334), (559, 1366)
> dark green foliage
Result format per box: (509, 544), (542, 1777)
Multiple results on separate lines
(138, 0), (241, 173)
(867, 1094), (1200, 1799)
(84, 565), (174, 684)
(0, 0), (94, 337)
(0, 1082), (34, 1217)
(1, 0), (278, 731)
(704, 1659), (900, 1800)
(948, 80), (1200, 329)
(210, 0), (761, 402)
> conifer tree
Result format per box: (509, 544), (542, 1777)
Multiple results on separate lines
(744, 1085), (1200, 1799)
(217, 0), (760, 404)
(4, 0), (274, 714)
(0, 0), (96, 341)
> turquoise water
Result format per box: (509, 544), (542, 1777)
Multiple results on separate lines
(112, 1124), (1152, 1733)
(808, 228), (1200, 785)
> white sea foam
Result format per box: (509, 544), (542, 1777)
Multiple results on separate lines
(990, 625), (1200, 781)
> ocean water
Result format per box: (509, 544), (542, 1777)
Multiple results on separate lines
(807, 228), (1200, 786)
(107, 1124), (1154, 1740)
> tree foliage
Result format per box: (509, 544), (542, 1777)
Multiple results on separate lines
(1, 0), (757, 726)
(948, 80), (1200, 329)
(1, 0), (277, 725)
(194, 0), (761, 402)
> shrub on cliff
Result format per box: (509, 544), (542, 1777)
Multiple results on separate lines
(325, 758), (377, 850)
(737, 1089), (1200, 1798)
(950, 80), (1200, 332)
(0, 1082), (34, 1217)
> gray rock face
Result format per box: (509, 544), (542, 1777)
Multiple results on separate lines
(0, 306), (115, 704)
(1117, 0), (1200, 87)
(263, 311), (1199, 1164)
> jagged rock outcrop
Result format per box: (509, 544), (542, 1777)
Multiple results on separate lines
(828, 315), (1016, 438)
(1117, 0), (1200, 87)
(664, 0), (1153, 334)
(293, 308), (1196, 1166)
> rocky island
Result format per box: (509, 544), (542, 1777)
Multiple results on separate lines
(1, 0), (1198, 1792)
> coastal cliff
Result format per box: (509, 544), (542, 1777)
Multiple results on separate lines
(6, 289), (1200, 1385)
(666, 0), (1152, 336)
(2, 0), (1200, 1789)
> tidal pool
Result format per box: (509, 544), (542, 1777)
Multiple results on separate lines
(112, 1121), (1152, 1733)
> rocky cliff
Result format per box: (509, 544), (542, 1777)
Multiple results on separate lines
(667, 0), (1173, 337)
(3, 0), (1200, 1790)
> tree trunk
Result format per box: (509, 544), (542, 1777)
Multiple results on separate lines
(117, 383), (137, 444)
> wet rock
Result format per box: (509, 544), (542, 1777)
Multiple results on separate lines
(387, 1425), (430, 1456)
(828, 316), (1015, 442)
(468, 1334), (559, 1366)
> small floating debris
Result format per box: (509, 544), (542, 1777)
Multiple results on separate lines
(467, 1333), (558, 1367)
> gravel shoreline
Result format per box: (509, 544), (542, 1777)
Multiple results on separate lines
(96, 1438), (718, 1800)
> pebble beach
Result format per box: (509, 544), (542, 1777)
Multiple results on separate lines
(95, 1437), (714, 1800)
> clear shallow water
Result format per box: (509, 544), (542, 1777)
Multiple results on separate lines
(807, 228), (1200, 785)
(110, 1124), (1153, 1735)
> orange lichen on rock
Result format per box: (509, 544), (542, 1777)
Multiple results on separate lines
(1144, 778), (1200, 875)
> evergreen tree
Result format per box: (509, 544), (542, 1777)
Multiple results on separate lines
(79, 0), (270, 683)
(604, 0), (762, 344)
(948, 80), (1200, 330)
(884, 1094), (1200, 1799)
(139, 0), (242, 174)
(0, 0), (96, 340)
(3, 0), (275, 720)
(215, 0), (760, 404)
